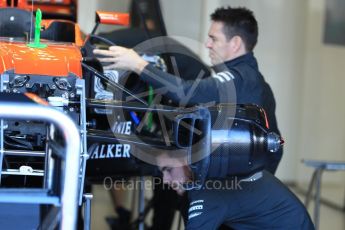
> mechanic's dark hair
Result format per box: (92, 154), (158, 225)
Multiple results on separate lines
(211, 6), (258, 51)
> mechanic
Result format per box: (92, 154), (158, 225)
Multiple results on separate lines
(94, 6), (282, 174)
(94, 6), (311, 229)
(155, 152), (314, 230)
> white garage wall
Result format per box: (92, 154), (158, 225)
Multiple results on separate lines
(77, 0), (98, 34)
(160, 0), (203, 42)
(297, 0), (345, 185)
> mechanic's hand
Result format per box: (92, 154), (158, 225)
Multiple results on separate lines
(93, 46), (149, 74)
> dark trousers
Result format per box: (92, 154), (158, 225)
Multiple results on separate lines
(150, 179), (188, 230)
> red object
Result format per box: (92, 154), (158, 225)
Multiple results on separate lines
(24, 92), (49, 105)
(260, 107), (270, 129)
(96, 11), (130, 26)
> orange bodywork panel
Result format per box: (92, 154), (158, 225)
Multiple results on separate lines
(0, 39), (82, 78)
(96, 11), (130, 26)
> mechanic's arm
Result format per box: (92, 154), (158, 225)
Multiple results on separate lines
(93, 46), (221, 104)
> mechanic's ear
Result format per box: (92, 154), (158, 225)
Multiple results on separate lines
(230, 35), (244, 52)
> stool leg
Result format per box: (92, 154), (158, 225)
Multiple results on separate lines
(305, 169), (318, 208)
(138, 176), (145, 230)
(314, 168), (323, 230)
(343, 187), (345, 212)
(83, 193), (93, 230)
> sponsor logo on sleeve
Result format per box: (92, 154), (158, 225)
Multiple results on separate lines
(188, 200), (204, 220)
(212, 71), (235, 83)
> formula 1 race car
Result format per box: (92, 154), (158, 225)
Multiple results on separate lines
(0, 2), (283, 229)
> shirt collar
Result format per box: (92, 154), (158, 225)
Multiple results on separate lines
(212, 52), (257, 72)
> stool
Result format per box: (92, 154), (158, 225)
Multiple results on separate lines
(303, 159), (345, 230)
